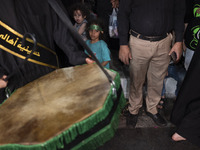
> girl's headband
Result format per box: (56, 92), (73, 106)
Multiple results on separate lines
(89, 24), (103, 31)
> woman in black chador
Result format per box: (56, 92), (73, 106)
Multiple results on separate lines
(0, 0), (93, 103)
(171, 34), (200, 148)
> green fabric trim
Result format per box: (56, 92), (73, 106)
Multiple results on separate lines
(0, 69), (125, 150)
(72, 93), (126, 150)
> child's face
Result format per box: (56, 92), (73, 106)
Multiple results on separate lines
(73, 10), (86, 24)
(89, 29), (100, 43)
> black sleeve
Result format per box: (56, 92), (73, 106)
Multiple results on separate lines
(118, 0), (132, 45)
(174, 0), (186, 42)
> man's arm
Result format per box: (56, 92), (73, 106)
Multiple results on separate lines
(173, 0), (185, 43)
(118, 0), (132, 64)
(170, 0), (185, 61)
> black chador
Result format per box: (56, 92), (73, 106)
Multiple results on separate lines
(171, 40), (200, 147)
(0, 0), (87, 102)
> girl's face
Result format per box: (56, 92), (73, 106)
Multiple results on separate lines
(89, 29), (101, 43)
(73, 10), (85, 24)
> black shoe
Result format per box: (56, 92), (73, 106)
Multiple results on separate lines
(123, 110), (130, 117)
(146, 112), (167, 127)
(126, 112), (138, 128)
(122, 103), (130, 117)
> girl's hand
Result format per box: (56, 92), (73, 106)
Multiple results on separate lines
(0, 75), (8, 89)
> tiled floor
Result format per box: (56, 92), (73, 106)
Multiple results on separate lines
(97, 47), (200, 150)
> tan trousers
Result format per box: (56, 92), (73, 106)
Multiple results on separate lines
(128, 34), (172, 115)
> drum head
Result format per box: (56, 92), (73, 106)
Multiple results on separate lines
(0, 64), (117, 145)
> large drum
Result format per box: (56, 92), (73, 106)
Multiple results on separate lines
(0, 64), (125, 150)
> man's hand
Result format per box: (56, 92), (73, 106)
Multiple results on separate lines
(169, 42), (183, 63)
(0, 75), (8, 89)
(119, 45), (132, 65)
(85, 58), (95, 64)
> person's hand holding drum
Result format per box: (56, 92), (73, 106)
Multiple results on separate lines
(0, 75), (8, 89)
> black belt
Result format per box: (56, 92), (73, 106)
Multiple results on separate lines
(130, 30), (168, 42)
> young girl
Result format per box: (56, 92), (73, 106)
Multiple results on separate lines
(85, 19), (111, 68)
(70, 3), (90, 41)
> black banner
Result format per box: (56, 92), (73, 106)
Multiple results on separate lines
(0, 21), (59, 69)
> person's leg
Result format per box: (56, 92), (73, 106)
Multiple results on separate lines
(145, 35), (172, 126)
(146, 35), (171, 115)
(128, 36), (152, 115)
(157, 77), (168, 109)
(160, 65), (171, 99)
(166, 63), (186, 97)
(166, 64), (179, 96)
(161, 78), (167, 97)
(184, 48), (194, 71)
(173, 65), (186, 96)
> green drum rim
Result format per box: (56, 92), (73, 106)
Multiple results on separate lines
(0, 69), (126, 150)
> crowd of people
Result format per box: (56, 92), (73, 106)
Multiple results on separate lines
(0, 0), (200, 148)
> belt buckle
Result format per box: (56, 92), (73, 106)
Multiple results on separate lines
(137, 34), (141, 39)
(149, 35), (166, 42)
(149, 38), (154, 42)
(150, 37), (158, 42)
